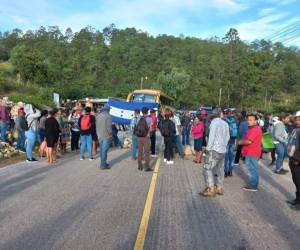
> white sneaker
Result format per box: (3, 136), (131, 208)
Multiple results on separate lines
(80, 158), (84, 161)
(167, 161), (174, 165)
(151, 154), (158, 158)
(88, 158), (94, 161)
(233, 163), (239, 166)
(164, 158), (167, 163)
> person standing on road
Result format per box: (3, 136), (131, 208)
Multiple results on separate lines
(287, 111), (300, 210)
(135, 107), (152, 171)
(181, 112), (191, 146)
(171, 111), (187, 159)
(234, 111), (248, 166)
(150, 109), (158, 157)
(25, 107), (41, 162)
(201, 108), (230, 197)
(79, 107), (95, 161)
(45, 109), (60, 164)
(272, 114), (290, 174)
(191, 116), (204, 164)
(239, 114), (263, 192)
(96, 104), (112, 169)
(161, 108), (176, 165)
(38, 110), (48, 143)
(224, 109), (238, 177)
(130, 109), (140, 160)
(15, 107), (26, 152)
(69, 108), (81, 151)
(0, 102), (9, 142)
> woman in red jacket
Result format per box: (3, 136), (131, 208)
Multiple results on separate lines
(191, 116), (204, 163)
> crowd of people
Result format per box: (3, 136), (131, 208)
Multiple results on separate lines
(130, 107), (300, 211)
(0, 101), (299, 211)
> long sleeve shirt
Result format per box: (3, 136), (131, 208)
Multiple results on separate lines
(206, 117), (230, 154)
(26, 110), (41, 132)
(273, 121), (288, 144)
(96, 111), (112, 140)
(191, 122), (204, 139)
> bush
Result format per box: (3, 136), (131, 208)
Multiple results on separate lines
(10, 88), (55, 108)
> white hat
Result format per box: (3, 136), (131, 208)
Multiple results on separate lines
(272, 116), (280, 122)
(295, 111), (300, 117)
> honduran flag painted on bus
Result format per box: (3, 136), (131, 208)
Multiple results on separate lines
(108, 98), (159, 125)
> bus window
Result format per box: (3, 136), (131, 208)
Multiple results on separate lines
(132, 94), (156, 103)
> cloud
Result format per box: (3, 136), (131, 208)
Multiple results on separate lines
(258, 8), (276, 17)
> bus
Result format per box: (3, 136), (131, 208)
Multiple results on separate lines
(126, 89), (174, 108)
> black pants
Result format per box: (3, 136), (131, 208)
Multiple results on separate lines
(150, 131), (156, 155)
(71, 130), (80, 150)
(234, 145), (243, 164)
(289, 160), (300, 202)
(271, 148), (276, 163)
(164, 137), (173, 161)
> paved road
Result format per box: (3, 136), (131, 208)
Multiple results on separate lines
(1, 140), (300, 250)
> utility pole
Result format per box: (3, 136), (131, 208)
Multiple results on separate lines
(219, 88), (222, 107)
(140, 77), (143, 89)
(140, 76), (147, 89)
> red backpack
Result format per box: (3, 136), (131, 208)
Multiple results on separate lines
(80, 115), (91, 131)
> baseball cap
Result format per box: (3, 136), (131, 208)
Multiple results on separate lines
(295, 111), (300, 117)
(103, 104), (111, 110)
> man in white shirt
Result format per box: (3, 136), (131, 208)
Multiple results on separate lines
(201, 108), (230, 197)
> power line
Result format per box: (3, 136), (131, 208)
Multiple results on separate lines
(265, 21), (300, 40)
(270, 27), (300, 43)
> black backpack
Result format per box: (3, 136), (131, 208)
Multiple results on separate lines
(134, 117), (149, 137)
(160, 120), (174, 137)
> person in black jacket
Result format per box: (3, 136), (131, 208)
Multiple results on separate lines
(287, 112), (300, 210)
(45, 109), (60, 164)
(161, 108), (176, 165)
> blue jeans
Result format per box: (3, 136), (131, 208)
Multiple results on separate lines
(245, 156), (259, 189)
(25, 130), (37, 160)
(39, 128), (45, 142)
(131, 134), (138, 160)
(275, 143), (287, 171)
(0, 121), (7, 142)
(16, 130), (26, 151)
(80, 134), (92, 159)
(182, 127), (190, 145)
(175, 135), (184, 157)
(99, 138), (111, 168)
(224, 142), (235, 173)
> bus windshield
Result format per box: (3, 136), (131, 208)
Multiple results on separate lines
(132, 94), (156, 103)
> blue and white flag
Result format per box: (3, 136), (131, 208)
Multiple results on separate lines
(108, 98), (158, 125)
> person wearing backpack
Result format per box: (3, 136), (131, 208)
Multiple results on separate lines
(96, 104), (112, 169)
(224, 109), (238, 177)
(130, 109), (140, 160)
(287, 111), (300, 210)
(161, 108), (176, 165)
(78, 107), (95, 161)
(135, 107), (152, 171)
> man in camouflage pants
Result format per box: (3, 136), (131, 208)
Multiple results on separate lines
(201, 109), (230, 197)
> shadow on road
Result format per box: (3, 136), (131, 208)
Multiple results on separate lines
(235, 166), (300, 250)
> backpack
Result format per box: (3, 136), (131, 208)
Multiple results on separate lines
(80, 115), (91, 131)
(134, 117), (149, 137)
(160, 120), (173, 137)
(226, 117), (238, 138)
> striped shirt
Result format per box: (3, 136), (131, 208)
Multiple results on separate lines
(206, 117), (230, 154)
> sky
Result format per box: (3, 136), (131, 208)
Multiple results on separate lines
(0, 0), (300, 46)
